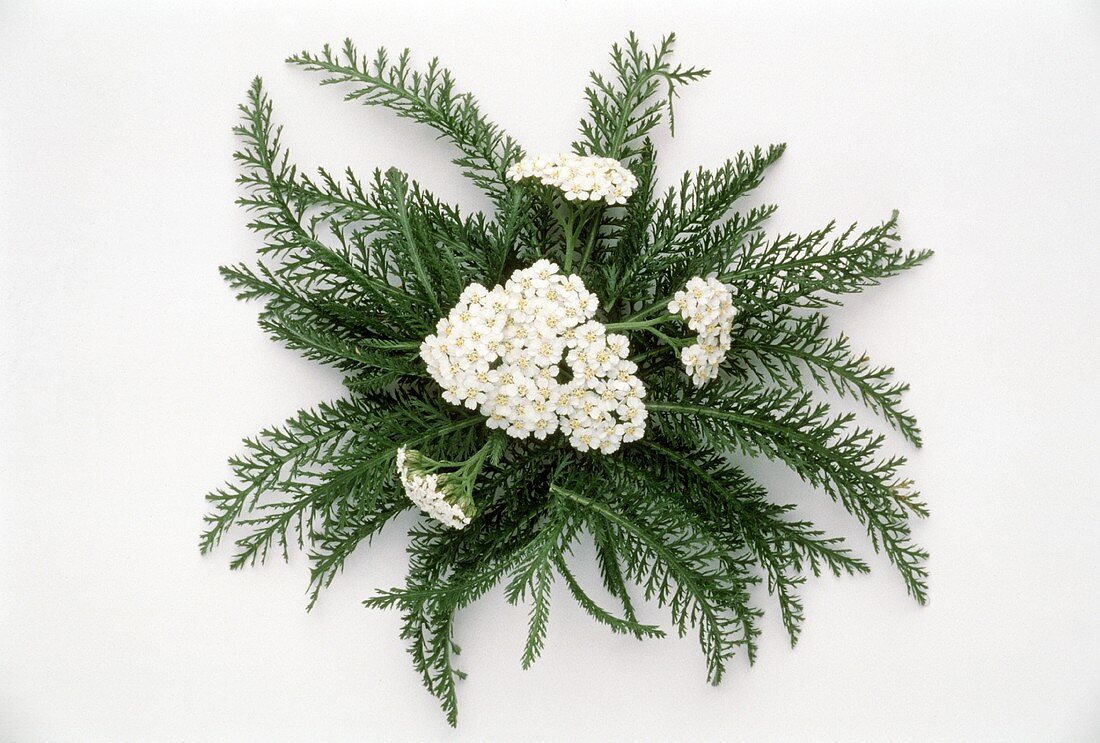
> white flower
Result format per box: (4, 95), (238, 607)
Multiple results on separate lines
(667, 276), (737, 386)
(419, 262), (647, 453)
(395, 446), (473, 529)
(506, 153), (639, 206)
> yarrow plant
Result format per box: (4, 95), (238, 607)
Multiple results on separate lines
(203, 32), (931, 726)
(668, 276), (738, 386)
(419, 259), (647, 454)
(507, 153), (640, 204)
(396, 446), (483, 529)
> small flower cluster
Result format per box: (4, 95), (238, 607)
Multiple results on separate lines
(506, 153), (639, 205)
(396, 446), (474, 529)
(420, 260), (647, 454)
(667, 276), (738, 386)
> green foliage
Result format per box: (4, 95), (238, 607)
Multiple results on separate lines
(287, 39), (524, 209)
(205, 34), (930, 726)
(576, 32), (710, 162)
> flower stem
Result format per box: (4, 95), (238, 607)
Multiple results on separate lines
(603, 315), (673, 332)
(387, 340), (423, 351)
(563, 216), (577, 272)
(576, 220), (601, 275)
(622, 299), (670, 324)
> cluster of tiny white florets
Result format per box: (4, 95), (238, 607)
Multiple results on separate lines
(667, 277), (738, 387)
(395, 446), (472, 530)
(420, 260), (647, 454)
(506, 153), (639, 205)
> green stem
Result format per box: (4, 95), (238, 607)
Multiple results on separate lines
(550, 484), (589, 506)
(399, 417), (482, 456)
(563, 217), (577, 273)
(449, 438), (497, 502)
(388, 340), (422, 351)
(603, 315), (673, 332)
(607, 71), (656, 157)
(648, 327), (684, 349)
(391, 175), (443, 316)
(604, 316), (686, 359)
(646, 401), (794, 435)
(549, 483), (726, 656)
(576, 220), (601, 275)
(622, 298), (670, 324)
(459, 440), (492, 478)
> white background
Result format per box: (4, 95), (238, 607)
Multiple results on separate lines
(2, 1), (1098, 740)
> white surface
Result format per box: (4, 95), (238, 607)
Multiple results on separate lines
(2, 1), (1099, 740)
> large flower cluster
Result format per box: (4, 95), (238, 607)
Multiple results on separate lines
(667, 276), (738, 386)
(395, 446), (473, 530)
(420, 260), (647, 453)
(506, 153), (639, 205)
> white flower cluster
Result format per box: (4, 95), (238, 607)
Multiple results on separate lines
(420, 260), (647, 454)
(506, 153), (639, 205)
(667, 276), (738, 387)
(396, 446), (472, 530)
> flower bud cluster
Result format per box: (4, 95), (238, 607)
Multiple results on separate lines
(506, 153), (639, 205)
(667, 276), (738, 386)
(419, 260), (647, 454)
(395, 446), (474, 530)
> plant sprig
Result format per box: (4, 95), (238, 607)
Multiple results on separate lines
(204, 33), (930, 727)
